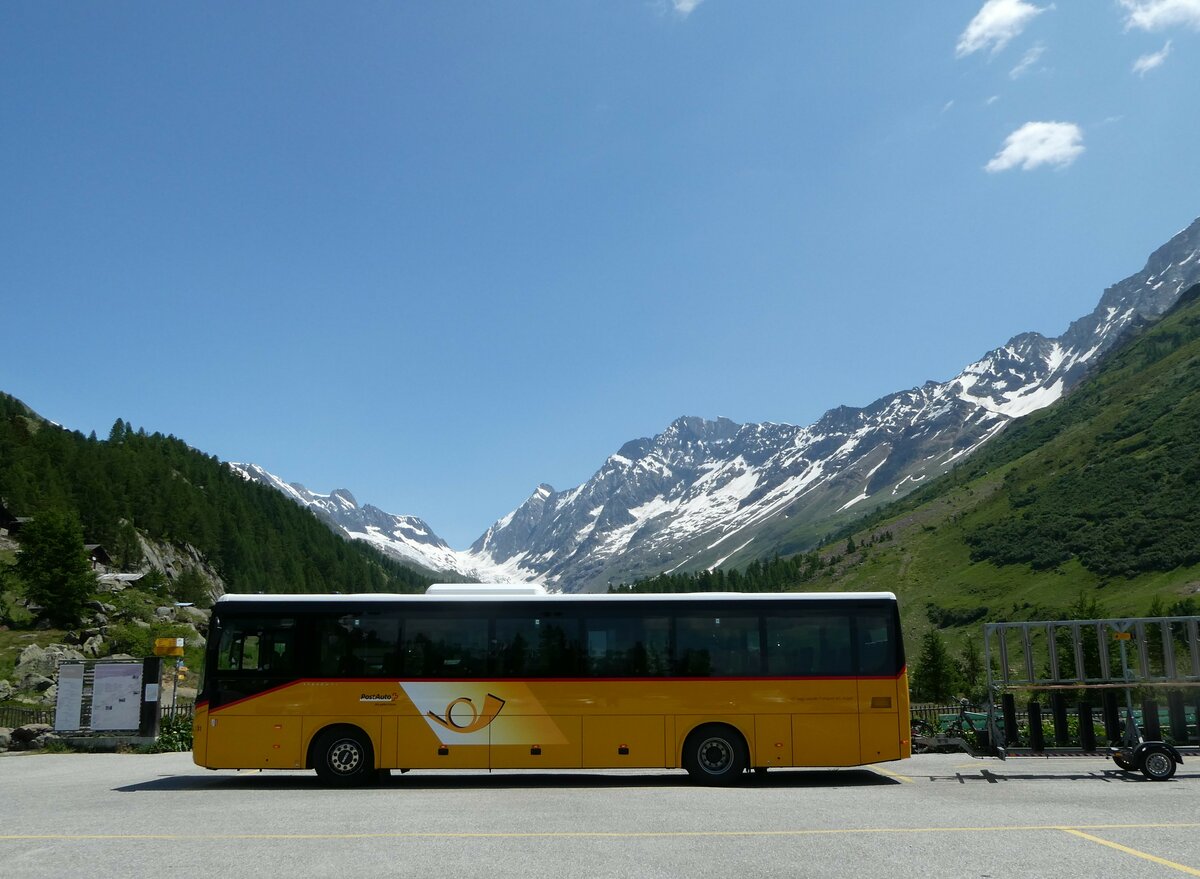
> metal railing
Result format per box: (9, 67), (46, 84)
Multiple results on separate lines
(0, 705), (53, 729)
(910, 703), (983, 726)
(1, 702), (194, 730)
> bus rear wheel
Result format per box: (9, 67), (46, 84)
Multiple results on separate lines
(683, 724), (748, 786)
(313, 727), (375, 786)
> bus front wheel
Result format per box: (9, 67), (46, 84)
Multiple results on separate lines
(312, 727), (376, 786)
(683, 724), (748, 786)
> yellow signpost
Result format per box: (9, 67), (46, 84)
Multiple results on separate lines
(153, 637), (185, 657)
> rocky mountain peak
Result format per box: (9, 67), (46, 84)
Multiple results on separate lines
(463, 215), (1200, 592)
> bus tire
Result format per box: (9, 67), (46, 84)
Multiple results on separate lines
(312, 726), (375, 786)
(683, 724), (748, 786)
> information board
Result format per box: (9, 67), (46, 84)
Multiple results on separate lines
(91, 663), (143, 731)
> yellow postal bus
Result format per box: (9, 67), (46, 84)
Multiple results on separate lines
(193, 587), (909, 785)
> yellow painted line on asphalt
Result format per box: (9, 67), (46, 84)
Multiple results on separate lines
(868, 765), (914, 783)
(1060, 829), (1200, 876)
(3, 823), (1200, 842)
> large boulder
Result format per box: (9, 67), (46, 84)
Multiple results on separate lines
(82, 635), (106, 658)
(14, 644), (85, 693)
(10, 723), (52, 748)
(0, 728), (11, 752)
(16, 644), (85, 678)
(0, 679), (14, 701)
(176, 606), (211, 630)
(17, 672), (53, 692)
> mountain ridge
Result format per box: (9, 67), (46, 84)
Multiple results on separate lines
(464, 216), (1200, 591)
(230, 217), (1200, 594)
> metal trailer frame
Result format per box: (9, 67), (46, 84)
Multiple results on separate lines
(981, 615), (1200, 780)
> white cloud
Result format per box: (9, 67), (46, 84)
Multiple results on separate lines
(672, 0), (703, 16)
(1120, 0), (1200, 31)
(985, 121), (1084, 172)
(1133, 40), (1173, 73)
(957, 0), (1051, 58)
(1009, 43), (1046, 78)
(986, 95), (1002, 105)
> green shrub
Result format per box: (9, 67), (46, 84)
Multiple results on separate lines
(151, 713), (193, 752)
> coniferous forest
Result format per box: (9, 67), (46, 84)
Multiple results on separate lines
(0, 394), (431, 595)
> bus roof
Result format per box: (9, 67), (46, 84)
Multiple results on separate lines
(214, 591), (897, 605)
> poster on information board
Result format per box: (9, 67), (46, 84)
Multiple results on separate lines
(91, 663), (143, 731)
(54, 663), (85, 731)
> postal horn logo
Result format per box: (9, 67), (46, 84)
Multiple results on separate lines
(426, 693), (506, 734)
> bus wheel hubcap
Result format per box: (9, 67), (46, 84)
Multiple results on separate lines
(698, 738), (731, 773)
(330, 742), (361, 773)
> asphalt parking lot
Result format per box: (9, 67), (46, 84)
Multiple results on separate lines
(2, 751), (1198, 878)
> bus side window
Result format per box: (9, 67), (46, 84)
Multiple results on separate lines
(584, 616), (669, 677)
(675, 615), (760, 677)
(218, 632), (244, 671)
(402, 615), (488, 677)
(857, 611), (894, 676)
(215, 618), (296, 673)
(767, 615), (851, 676)
(317, 614), (399, 677)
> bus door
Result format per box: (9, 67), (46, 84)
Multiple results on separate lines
(206, 615), (305, 769)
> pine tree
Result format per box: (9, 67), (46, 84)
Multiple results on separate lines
(14, 509), (97, 626)
(957, 635), (985, 701)
(114, 520), (144, 570)
(911, 630), (959, 702)
(174, 566), (212, 607)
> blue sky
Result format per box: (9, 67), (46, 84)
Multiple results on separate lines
(3, 1), (1199, 548)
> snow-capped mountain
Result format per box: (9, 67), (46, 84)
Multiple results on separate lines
(466, 217), (1200, 592)
(227, 463), (508, 582)
(232, 219), (1200, 594)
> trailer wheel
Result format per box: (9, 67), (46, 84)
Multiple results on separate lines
(1140, 748), (1176, 781)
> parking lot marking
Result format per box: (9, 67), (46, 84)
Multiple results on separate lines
(1060, 829), (1200, 876)
(4, 823), (1200, 842)
(868, 766), (914, 783)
